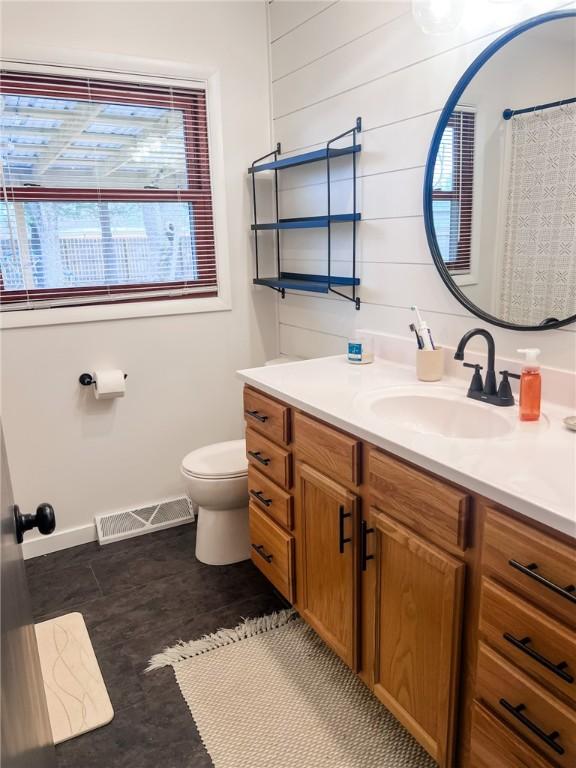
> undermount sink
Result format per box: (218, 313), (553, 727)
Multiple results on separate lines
(354, 385), (516, 439)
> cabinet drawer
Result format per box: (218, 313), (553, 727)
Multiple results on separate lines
(483, 508), (576, 628)
(294, 412), (360, 486)
(470, 701), (552, 768)
(368, 449), (470, 551)
(249, 502), (295, 602)
(480, 578), (576, 705)
(248, 466), (293, 530)
(476, 643), (576, 766)
(246, 428), (292, 489)
(244, 388), (290, 445)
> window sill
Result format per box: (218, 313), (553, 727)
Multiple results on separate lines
(0, 294), (231, 329)
(453, 273), (478, 288)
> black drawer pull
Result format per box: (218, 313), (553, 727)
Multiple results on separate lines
(503, 633), (574, 684)
(252, 543), (273, 563)
(499, 698), (564, 755)
(246, 410), (268, 423)
(250, 489), (272, 507)
(248, 450), (271, 466)
(509, 560), (576, 604)
(360, 520), (374, 572)
(338, 505), (352, 554)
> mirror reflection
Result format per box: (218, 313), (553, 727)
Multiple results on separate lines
(429, 16), (576, 328)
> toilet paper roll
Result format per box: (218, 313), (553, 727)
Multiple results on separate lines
(93, 370), (126, 399)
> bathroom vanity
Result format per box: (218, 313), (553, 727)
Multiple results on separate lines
(239, 357), (575, 768)
(239, 8), (576, 765)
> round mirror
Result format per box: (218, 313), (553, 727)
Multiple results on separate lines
(424, 11), (576, 331)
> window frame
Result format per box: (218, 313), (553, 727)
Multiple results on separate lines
(431, 109), (475, 276)
(0, 58), (231, 328)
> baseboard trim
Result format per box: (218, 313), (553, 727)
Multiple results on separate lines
(23, 523), (97, 560)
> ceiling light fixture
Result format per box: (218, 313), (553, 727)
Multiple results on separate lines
(412, 0), (467, 35)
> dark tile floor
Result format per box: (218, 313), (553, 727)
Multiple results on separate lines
(26, 523), (287, 768)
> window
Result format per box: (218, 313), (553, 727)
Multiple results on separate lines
(432, 109), (475, 274)
(0, 71), (217, 310)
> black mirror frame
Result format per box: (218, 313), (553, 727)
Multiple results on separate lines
(423, 9), (576, 332)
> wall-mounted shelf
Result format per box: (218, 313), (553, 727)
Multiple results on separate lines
(251, 213), (361, 231)
(253, 273), (360, 297)
(248, 144), (361, 173)
(249, 117), (362, 309)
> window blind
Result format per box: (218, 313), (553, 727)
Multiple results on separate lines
(0, 71), (217, 310)
(432, 109), (475, 274)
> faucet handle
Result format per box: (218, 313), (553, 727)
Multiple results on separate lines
(497, 370), (517, 406)
(463, 362), (484, 393)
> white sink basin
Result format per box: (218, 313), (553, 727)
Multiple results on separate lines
(354, 385), (516, 440)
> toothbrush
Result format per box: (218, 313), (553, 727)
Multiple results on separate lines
(411, 305), (435, 350)
(409, 323), (424, 350)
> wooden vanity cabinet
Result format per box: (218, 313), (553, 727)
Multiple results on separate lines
(474, 506), (576, 768)
(295, 463), (360, 670)
(243, 385), (576, 768)
(369, 508), (465, 766)
(249, 502), (295, 602)
(470, 701), (552, 768)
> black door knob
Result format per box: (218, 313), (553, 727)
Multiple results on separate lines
(14, 503), (56, 544)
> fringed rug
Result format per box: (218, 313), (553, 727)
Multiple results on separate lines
(148, 609), (435, 768)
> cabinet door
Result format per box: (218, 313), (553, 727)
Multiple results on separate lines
(296, 463), (359, 670)
(369, 508), (465, 768)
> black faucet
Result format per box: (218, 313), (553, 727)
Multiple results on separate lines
(454, 328), (517, 407)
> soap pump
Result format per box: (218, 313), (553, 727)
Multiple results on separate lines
(517, 348), (541, 421)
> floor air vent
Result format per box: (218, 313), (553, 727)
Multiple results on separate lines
(95, 497), (194, 545)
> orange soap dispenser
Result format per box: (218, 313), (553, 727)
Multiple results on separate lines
(517, 348), (541, 421)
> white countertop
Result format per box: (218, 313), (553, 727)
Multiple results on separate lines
(238, 355), (576, 539)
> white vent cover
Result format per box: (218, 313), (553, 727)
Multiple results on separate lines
(95, 497), (194, 545)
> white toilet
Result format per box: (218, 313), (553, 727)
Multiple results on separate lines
(181, 439), (250, 565)
(181, 357), (302, 566)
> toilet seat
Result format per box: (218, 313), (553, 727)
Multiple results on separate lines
(181, 439), (247, 480)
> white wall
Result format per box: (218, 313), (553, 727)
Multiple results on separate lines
(0, 1), (276, 555)
(267, 0), (576, 367)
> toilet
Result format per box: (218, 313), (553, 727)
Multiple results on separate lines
(181, 356), (302, 565)
(181, 439), (250, 565)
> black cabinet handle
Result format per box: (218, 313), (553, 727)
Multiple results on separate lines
(246, 410), (268, 423)
(509, 560), (576, 604)
(503, 633), (574, 684)
(338, 505), (352, 554)
(248, 450), (271, 466)
(360, 520), (374, 571)
(499, 698), (564, 755)
(252, 543), (273, 563)
(250, 490), (272, 507)
(14, 503), (56, 544)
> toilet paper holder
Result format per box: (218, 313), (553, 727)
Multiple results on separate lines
(79, 372), (128, 386)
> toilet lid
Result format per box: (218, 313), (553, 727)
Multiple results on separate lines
(181, 439), (248, 479)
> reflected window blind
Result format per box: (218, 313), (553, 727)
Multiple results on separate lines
(0, 71), (217, 310)
(432, 109), (475, 274)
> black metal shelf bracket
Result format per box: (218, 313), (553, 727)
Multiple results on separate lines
(249, 119), (362, 308)
(327, 117), (361, 309)
(251, 143), (281, 285)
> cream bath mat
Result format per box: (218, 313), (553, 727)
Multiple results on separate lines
(148, 610), (435, 768)
(35, 612), (113, 744)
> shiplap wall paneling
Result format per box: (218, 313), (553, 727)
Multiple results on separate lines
(267, 0), (576, 369)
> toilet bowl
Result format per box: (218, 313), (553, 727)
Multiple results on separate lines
(181, 439), (249, 565)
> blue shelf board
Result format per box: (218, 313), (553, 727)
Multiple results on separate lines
(253, 273), (360, 293)
(249, 144), (361, 173)
(251, 213), (361, 231)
